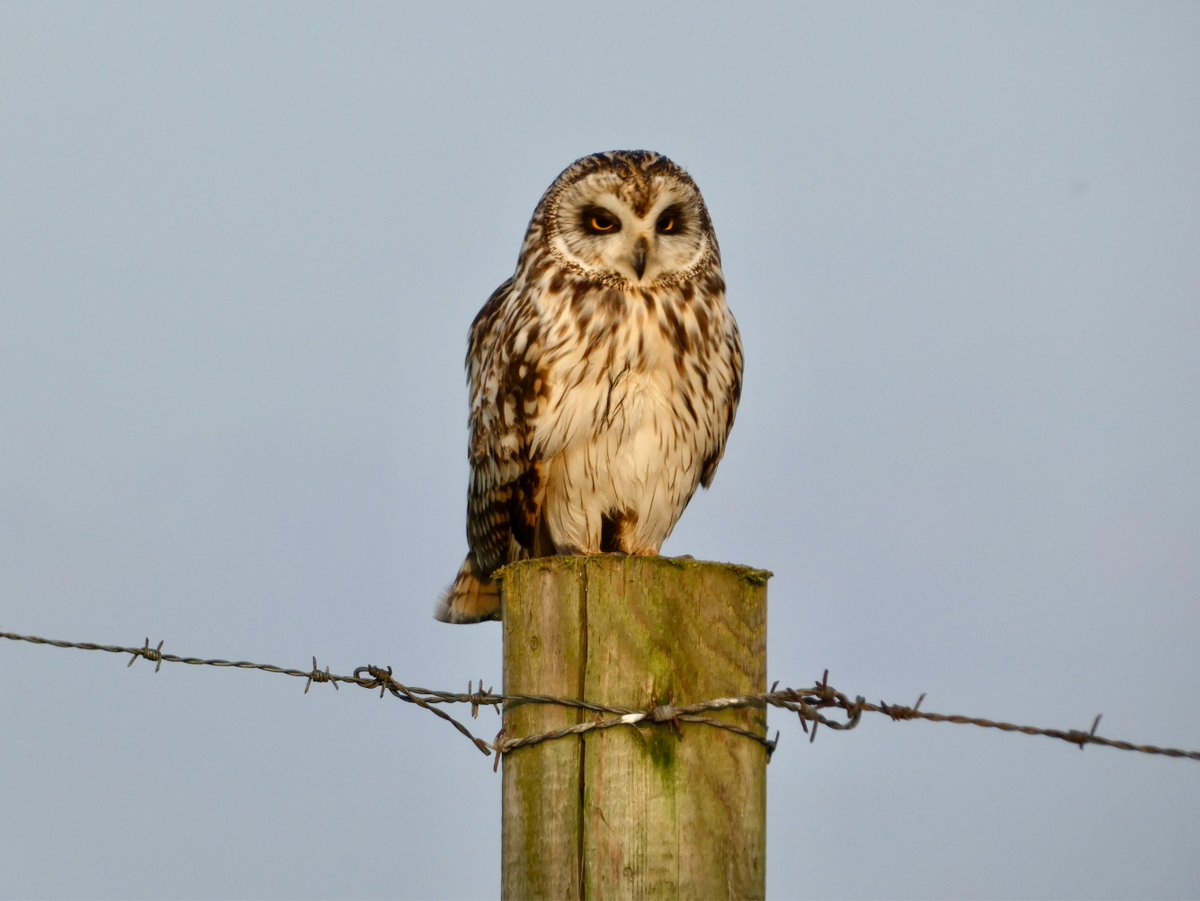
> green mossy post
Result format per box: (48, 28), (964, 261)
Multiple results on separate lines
(500, 556), (770, 900)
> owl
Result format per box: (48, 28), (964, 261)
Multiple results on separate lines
(437, 150), (742, 623)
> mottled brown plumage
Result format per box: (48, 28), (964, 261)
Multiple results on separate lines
(438, 150), (742, 623)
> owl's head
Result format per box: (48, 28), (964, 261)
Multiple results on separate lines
(535, 150), (718, 287)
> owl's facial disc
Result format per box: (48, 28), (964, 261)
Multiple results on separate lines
(552, 179), (708, 285)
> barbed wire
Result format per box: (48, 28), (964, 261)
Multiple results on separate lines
(2, 628), (1198, 763)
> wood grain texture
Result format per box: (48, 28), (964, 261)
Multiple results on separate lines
(501, 556), (769, 900)
(501, 558), (587, 900)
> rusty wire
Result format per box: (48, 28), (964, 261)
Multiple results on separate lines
(2, 628), (1198, 764)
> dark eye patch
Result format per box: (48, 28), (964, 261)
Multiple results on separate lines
(656, 206), (684, 235)
(582, 207), (620, 235)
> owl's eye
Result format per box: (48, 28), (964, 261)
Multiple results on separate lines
(656, 208), (682, 234)
(583, 208), (620, 234)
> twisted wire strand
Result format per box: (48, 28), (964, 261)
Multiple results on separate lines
(3, 629), (1197, 763)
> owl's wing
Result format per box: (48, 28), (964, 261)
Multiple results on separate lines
(464, 279), (545, 575)
(699, 317), (744, 488)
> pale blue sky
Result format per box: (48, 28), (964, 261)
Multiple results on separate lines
(2, 3), (1199, 898)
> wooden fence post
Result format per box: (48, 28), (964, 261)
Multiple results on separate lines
(500, 556), (770, 900)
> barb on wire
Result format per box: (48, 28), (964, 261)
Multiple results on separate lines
(2, 628), (1198, 765)
(353, 664), (493, 755)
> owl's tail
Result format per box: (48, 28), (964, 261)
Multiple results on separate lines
(435, 555), (501, 623)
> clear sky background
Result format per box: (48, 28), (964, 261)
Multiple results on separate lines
(3, 3), (1199, 899)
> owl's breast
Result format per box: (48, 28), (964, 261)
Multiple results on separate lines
(531, 330), (706, 554)
(529, 284), (731, 459)
(526, 278), (739, 552)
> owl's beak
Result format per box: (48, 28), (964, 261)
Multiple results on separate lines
(631, 237), (649, 280)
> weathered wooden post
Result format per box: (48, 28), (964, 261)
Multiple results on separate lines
(501, 555), (770, 899)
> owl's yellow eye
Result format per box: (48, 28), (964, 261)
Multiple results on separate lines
(583, 208), (620, 234)
(656, 208), (681, 234)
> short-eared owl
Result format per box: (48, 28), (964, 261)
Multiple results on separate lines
(438, 150), (742, 623)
